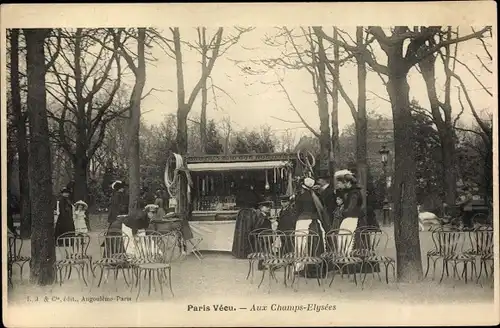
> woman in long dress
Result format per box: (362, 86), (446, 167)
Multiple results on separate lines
(293, 177), (328, 278)
(338, 174), (378, 274)
(54, 188), (75, 245)
(107, 181), (129, 225)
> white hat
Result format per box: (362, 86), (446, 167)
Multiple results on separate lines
(74, 200), (88, 209)
(144, 204), (159, 212)
(302, 177), (315, 189)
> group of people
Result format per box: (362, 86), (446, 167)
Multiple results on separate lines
(231, 171), (377, 277)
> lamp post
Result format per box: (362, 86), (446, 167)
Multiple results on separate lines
(379, 144), (390, 226)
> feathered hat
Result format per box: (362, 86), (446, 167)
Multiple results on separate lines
(144, 204), (159, 212)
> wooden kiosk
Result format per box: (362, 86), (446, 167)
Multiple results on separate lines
(184, 152), (298, 252)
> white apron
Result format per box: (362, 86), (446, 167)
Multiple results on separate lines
(339, 217), (358, 253)
(294, 219), (326, 272)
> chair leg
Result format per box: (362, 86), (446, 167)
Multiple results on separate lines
(148, 270), (153, 296)
(258, 267), (266, 289)
(246, 260), (252, 280)
(439, 260), (447, 283)
(136, 268), (142, 301)
(80, 264), (88, 287)
(424, 255), (431, 278)
(167, 268), (174, 297)
(156, 270), (164, 301)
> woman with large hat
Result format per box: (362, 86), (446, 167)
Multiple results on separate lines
(292, 177), (329, 278)
(54, 187), (75, 244)
(107, 180), (129, 225)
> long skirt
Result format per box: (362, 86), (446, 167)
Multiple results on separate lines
(338, 216), (380, 274)
(231, 209), (258, 259)
(293, 216), (327, 278)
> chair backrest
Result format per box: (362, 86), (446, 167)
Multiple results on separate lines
(98, 232), (129, 259)
(287, 229), (320, 258)
(248, 228), (268, 254)
(431, 229), (466, 256)
(160, 232), (182, 263)
(358, 229), (389, 255)
(468, 228), (493, 255)
(257, 229), (286, 257)
(8, 235), (18, 261)
(326, 229), (354, 257)
(133, 234), (165, 262)
(57, 232), (91, 259)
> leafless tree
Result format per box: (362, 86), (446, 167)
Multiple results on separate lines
(318, 25), (491, 282)
(46, 28), (126, 204)
(24, 28), (56, 285)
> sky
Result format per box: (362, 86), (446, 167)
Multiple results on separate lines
(137, 26), (494, 143)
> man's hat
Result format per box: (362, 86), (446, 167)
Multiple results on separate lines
(258, 200), (273, 208)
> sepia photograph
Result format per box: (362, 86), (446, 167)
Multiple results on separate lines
(1, 2), (498, 327)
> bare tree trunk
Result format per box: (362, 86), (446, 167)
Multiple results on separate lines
(25, 28), (56, 285)
(355, 27), (368, 209)
(386, 69), (422, 282)
(441, 131), (457, 205)
(330, 27), (340, 175)
(199, 28), (208, 154)
(128, 28), (147, 212)
(10, 28), (32, 238)
(73, 145), (89, 202)
(316, 32), (331, 176)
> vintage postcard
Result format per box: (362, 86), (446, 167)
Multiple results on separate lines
(1, 2), (498, 327)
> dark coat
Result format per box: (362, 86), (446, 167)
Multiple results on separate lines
(342, 187), (364, 219)
(108, 191), (128, 223)
(55, 196), (75, 243)
(319, 185), (336, 214)
(295, 189), (319, 220)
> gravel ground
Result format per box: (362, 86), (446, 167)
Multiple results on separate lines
(6, 215), (495, 308)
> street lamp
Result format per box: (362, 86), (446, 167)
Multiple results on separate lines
(379, 144), (390, 225)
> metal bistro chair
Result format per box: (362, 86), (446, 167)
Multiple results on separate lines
(246, 228), (269, 282)
(465, 227), (494, 284)
(55, 232), (92, 287)
(257, 229), (288, 293)
(425, 226), (456, 280)
(358, 227), (396, 287)
(93, 232), (131, 290)
(434, 229), (476, 284)
(7, 235), (31, 283)
(131, 232), (179, 300)
(287, 230), (324, 292)
(324, 229), (363, 287)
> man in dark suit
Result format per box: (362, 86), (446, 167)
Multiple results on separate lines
(316, 174), (337, 228)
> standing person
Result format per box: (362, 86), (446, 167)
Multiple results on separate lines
(316, 174), (337, 228)
(107, 180), (129, 225)
(293, 177), (328, 278)
(331, 194), (345, 231)
(339, 174), (365, 237)
(154, 189), (166, 218)
(457, 187), (474, 228)
(54, 188), (75, 245)
(73, 200), (89, 234)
